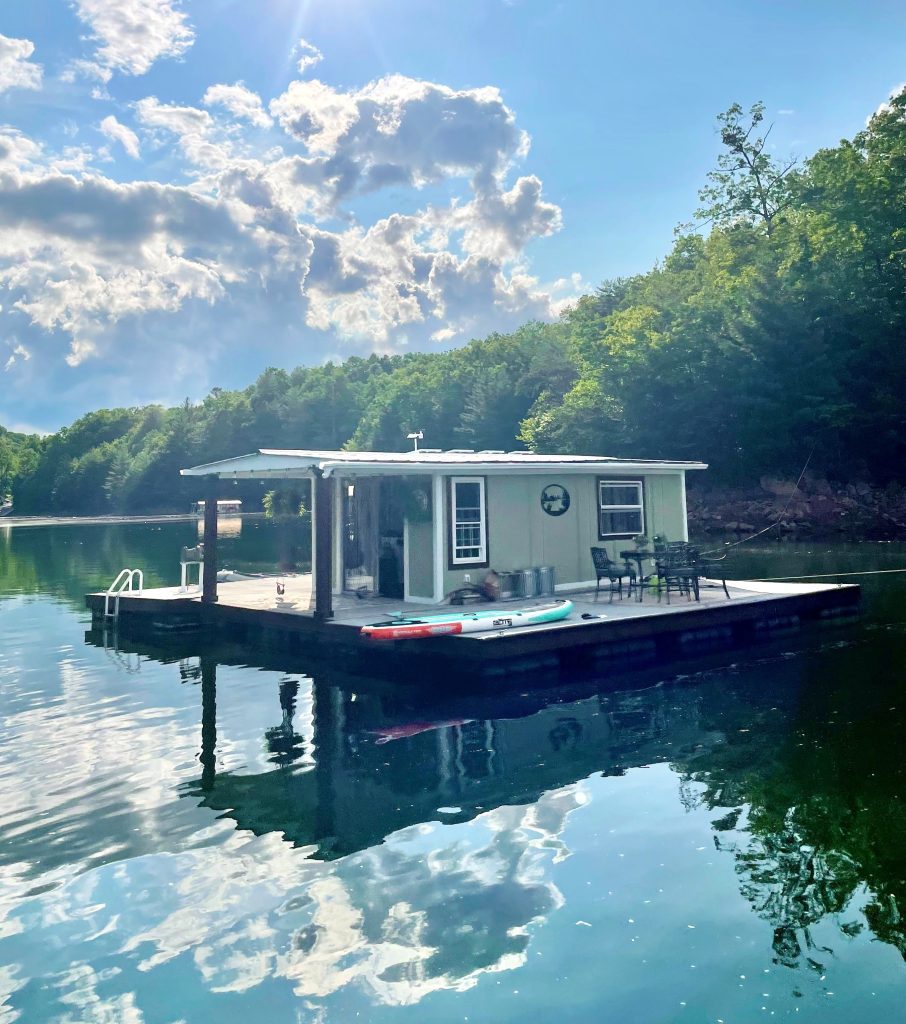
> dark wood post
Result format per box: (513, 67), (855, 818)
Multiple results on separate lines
(200, 656), (217, 791)
(202, 475), (219, 604)
(313, 470), (333, 620)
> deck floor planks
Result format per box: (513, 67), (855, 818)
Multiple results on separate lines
(90, 575), (856, 635)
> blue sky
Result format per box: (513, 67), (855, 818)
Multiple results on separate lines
(1, 0), (905, 432)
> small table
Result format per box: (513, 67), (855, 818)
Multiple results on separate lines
(619, 549), (656, 602)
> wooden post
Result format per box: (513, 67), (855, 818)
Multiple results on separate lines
(313, 470), (333, 620)
(200, 656), (217, 791)
(202, 475), (219, 604)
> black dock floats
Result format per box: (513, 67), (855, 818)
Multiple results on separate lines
(85, 577), (860, 682)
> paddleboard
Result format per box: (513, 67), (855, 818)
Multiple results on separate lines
(361, 599), (573, 640)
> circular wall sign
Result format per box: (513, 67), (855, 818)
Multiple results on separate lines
(540, 484), (570, 516)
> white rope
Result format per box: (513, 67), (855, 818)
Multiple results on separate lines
(752, 568), (906, 581)
(699, 444), (817, 559)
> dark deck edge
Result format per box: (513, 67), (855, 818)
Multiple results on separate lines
(86, 583), (861, 679)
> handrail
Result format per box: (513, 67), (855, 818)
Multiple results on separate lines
(104, 568), (144, 618)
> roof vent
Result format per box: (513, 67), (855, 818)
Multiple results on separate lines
(507, 450), (532, 455)
(478, 449), (505, 454)
(418, 448), (443, 454)
(445, 449), (475, 454)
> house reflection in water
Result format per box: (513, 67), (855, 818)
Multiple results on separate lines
(189, 663), (723, 861)
(174, 661), (728, 1001)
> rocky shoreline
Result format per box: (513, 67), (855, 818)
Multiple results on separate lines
(687, 476), (906, 540)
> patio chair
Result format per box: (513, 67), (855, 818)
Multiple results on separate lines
(591, 547), (637, 602)
(655, 545), (698, 603)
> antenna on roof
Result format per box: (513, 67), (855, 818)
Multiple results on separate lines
(406, 430), (424, 451)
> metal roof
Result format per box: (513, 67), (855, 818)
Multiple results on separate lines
(181, 448), (707, 479)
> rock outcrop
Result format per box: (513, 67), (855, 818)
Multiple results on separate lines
(687, 474), (906, 539)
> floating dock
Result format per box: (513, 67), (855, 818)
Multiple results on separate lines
(86, 575), (860, 680)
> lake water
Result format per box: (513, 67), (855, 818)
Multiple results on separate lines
(1, 522), (905, 1023)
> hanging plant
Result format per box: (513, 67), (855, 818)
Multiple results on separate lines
(402, 480), (432, 522)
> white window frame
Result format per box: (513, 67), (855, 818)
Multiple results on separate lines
(450, 476), (487, 566)
(598, 479), (644, 539)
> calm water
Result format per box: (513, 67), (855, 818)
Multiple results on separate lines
(1, 523), (905, 1023)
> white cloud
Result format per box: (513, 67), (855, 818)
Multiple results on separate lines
(269, 74), (529, 205)
(270, 79), (359, 155)
(60, 57), (112, 85)
(0, 50), (576, 419)
(99, 115), (141, 159)
(135, 96), (230, 169)
(295, 37), (323, 75)
(871, 82), (906, 123)
(453, 175), (562, 260)
(64, 338), (97, 366)
(0, 34), (43, 94)
(4, 342), (31, 371)
(203, 83), (272, 129)
(0, 131), (271, 371)
(69, 0), (194, 78)
(135, 96), (213, 138)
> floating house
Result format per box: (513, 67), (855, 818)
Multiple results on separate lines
(179, 448), (706, 616)
(86, 447), (860, 679)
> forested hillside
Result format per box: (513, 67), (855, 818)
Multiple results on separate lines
(6, 89), (906, 515)
(0, 426), (41, 506)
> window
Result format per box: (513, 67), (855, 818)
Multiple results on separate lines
(450, 477), (487, 565)
(598, 479), (644, 538)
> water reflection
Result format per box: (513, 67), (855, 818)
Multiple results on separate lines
(0, 517), (310, 606)
(77, 625), (906, 976)
(2, 580), (905, 1019)
(681, 630), (906, 971)
(197, 514), (244, 538)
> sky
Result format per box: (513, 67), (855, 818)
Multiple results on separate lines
(1, 0), (905, 434)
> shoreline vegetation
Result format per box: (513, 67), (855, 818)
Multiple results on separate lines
(3, 92), (906, 531)
(1, 497), (902, 541)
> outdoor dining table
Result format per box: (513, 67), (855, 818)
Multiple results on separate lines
(621, 549), (705, 603)
(619, 549), (656, 602)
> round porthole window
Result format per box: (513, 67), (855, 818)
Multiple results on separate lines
(540, 484), (570, 516)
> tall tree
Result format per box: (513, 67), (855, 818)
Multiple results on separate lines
(697, 101), (797, 235)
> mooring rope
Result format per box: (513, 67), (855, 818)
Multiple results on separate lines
(698, 445), (818, 559)
(752, 568), (906, 581)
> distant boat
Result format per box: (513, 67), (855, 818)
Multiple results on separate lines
(361, 599), (573, 640)
(192, 499), (243, 515)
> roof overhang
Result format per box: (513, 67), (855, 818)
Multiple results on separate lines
(181, 449), (708, 480)
(179, 452), (324, 479)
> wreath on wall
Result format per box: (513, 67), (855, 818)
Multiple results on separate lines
(402, 480), (432, 522)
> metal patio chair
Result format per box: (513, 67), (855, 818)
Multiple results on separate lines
(655, 544), (698, 603)
(591, 547), (637, 602)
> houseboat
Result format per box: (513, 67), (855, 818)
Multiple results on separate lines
(184, 448), (700, 609)
(85, 448), (859, 680)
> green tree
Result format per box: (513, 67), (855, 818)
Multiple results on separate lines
(697, 101), (798, 235)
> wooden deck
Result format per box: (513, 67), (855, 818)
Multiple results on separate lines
(86, 574), (861, 680)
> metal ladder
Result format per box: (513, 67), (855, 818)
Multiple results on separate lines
(104, 568), (144, 619)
